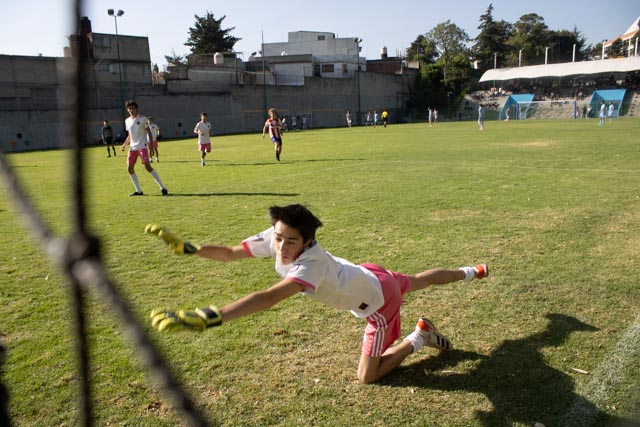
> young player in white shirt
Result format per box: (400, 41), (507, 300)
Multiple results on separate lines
(120, 100), (168, 196)
(145, 204), (489, 384)
(194, 112), (212, 166)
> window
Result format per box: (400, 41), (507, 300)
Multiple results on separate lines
(342, 64), (348, 73)
(142, 65), (151, 76)
(317, 35), (325, 41)
(321, 64), (334, 73)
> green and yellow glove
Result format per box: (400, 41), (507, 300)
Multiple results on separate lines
(145, 224), (201, 254)
(150, 305), (223, 332)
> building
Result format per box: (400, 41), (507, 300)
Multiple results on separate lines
(0, 25), (412, 152)
(604, 16), (640, 57)
(260, 31), (365, 83)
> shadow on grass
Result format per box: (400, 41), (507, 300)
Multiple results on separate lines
(382, 313), (638, 426)
(160, 192), (300, 197)
(154, 158), (365, 167)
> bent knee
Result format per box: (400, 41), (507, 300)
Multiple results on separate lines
(357, 371), (379, 384)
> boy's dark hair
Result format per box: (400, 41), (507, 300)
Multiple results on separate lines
(269, 204), (323, 242)
(125, 100), (138, 109)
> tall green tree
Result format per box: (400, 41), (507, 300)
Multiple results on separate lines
(547, 28), (588, 63)
(426, 20), (471, 84)
(406, 34), (438, 64)
(184, 12), (241, 54)
(506, 13), (550, 66)
(473, 4), (512, 72)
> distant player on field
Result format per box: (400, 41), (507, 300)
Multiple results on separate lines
(262, 108), (284, 161)
(194, 112), (212, 166)
(145, 204), (489, 384)
(101, 120), (116, 157)
(146, 116), (160, 163)
(607, 102), (615, 123)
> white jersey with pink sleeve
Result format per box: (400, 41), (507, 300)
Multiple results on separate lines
(241, 227), (384, 318)
(125, 114), (149, 151)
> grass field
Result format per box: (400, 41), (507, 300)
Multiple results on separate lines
(1, 118), (639, 426)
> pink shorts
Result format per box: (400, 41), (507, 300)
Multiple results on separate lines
(360, 264), (412, 357)
(148, 140), (158, 149)
(199, 143), (211, 152)
(127, 147), (150, 165)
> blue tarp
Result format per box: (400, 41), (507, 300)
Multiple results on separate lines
(590, 89), (626, 118)
(501, 94), (535, 120)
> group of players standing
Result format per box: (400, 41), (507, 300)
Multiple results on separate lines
(103, 102), (395, 197)
(100, 101), (289, 197)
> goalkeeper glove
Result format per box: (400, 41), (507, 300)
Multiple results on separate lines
(150, 305), (223, 332)
(145, 224), (201, 254)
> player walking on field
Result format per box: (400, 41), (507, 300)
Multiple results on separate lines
(262, 108), (284, 161)
(120, 100), (168, 197)
(145, 204), (489, 384)
(147, 116), (160, 163)
(194, 112), (212, 166)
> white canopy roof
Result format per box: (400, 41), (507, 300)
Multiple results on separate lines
(479, 56), (640, 82)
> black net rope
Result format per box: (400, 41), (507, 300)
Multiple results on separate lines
(0, 1), (212, 425)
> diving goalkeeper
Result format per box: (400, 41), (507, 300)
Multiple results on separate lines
(146, 204), (489, 384)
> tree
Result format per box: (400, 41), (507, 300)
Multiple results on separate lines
(547, 28), (588, 63)
(473, 4), (513, 73)
(609, 38), (625, 58)
(426, 20), (471, 84)
(164, 50), (186, 66)
(406, 34), (438, 64)
(184, 12), (240, 54)
(506, 13), (550, 66)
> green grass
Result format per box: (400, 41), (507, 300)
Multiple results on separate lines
(2, 118), (639, 426)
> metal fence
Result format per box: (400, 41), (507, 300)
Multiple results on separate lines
(0, 1), (214, 425)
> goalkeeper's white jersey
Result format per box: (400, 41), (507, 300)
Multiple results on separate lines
(242, 227), (384, 318)
(125, 114), (149, 151)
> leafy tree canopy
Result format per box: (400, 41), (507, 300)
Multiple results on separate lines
(184, 11), (241, 54)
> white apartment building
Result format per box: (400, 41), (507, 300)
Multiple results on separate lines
(257, 31), (366, 84)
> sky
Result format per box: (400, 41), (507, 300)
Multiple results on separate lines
(2, 0), (638, 69)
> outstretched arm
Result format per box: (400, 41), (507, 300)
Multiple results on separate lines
(150, 279), (304, 332)
(197, 244), (249, 262)
(145, 224), (251, 261)
(220, 279), (304, 322)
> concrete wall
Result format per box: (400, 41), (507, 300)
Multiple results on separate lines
(0, 72), (409, 153)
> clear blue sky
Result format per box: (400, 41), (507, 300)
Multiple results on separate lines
(2, 0), (638, 69)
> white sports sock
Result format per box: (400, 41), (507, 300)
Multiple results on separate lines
(130, 173), (142, 192)
(150, 170), (165, 190)
(404, 331), (423, 354)
(459, 266), (476, 281)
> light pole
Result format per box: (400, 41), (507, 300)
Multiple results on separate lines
(545, 47), (549, 64)
(108, 9), (125, 114)
(355, 38), (362, 126)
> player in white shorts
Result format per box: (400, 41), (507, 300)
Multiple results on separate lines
(145, 204), (489, 384)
